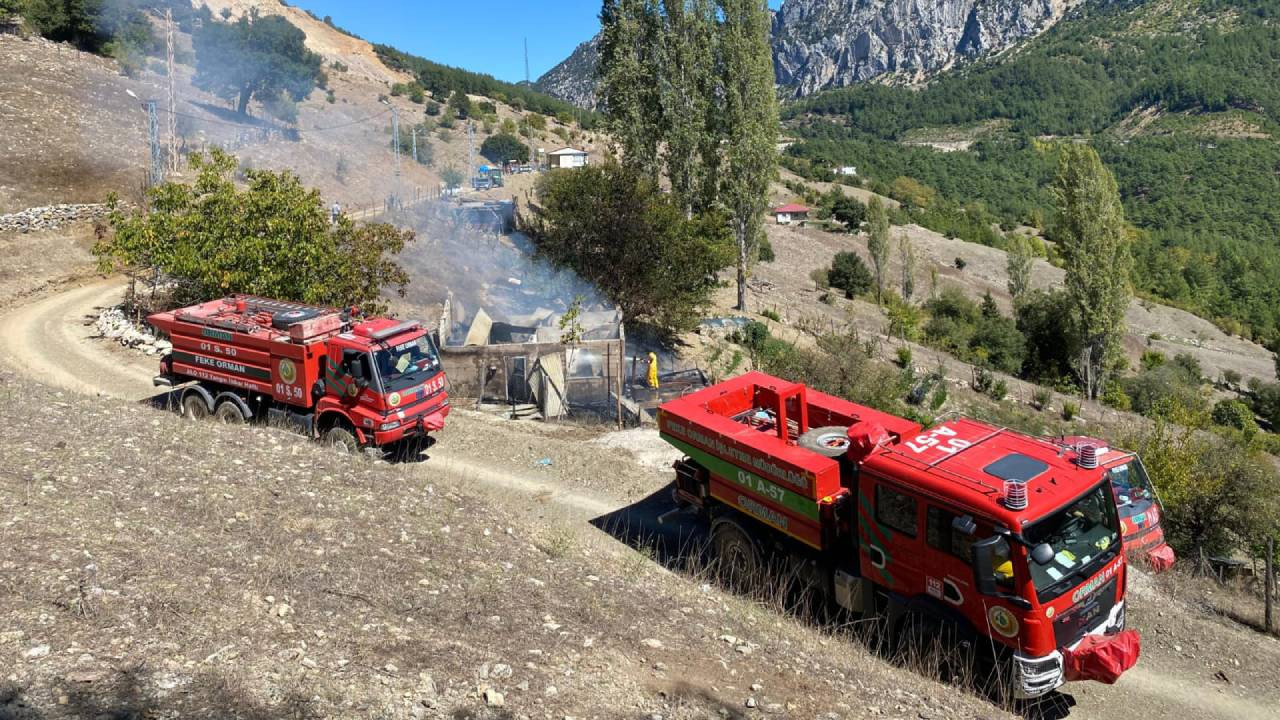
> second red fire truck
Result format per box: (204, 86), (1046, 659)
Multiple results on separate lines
(659, 372), (1145, 698)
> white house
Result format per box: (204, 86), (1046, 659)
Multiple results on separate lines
(836, 166), (857, 176)
(771, 204), (811, 225)
(548, 147), (589, 169)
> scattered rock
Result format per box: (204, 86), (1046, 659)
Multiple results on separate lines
(483, 688), (505, 707)
(641, 638), (663, 649)
(0, 203), (111, 233)
(23, 644), (50, 659)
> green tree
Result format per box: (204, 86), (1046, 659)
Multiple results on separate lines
(659, 0), (718, 215)
(94, 150), (412, 312)
(480, 132), (530, 165)
(1053, 145), (1132, 400)
(828, 251), (872, 298)
(447, 89), (472, 119)
(1016, 289), (1079, 386)
(866, 197), (890, 303)
(830, 194), (866, 230)
(524, 163), (734, 331)
(20, 0), (157, 56)
(1006, 234), (1034, 300)
(718, 0), (778, 311)
(441, 165), (464, 191)
(898, 231), (916, 302)
(193, 9), (322, 116)
(1212, 398), (1258, 437)
(598, 0), (664, 180)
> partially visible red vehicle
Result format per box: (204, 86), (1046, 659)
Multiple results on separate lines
(1060, 436), (1176, 571)
(149, 295), (449, 452)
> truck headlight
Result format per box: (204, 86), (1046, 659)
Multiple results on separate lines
(379, 420), (402, 431)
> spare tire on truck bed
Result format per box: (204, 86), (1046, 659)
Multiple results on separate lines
(798, 426), (851, 458)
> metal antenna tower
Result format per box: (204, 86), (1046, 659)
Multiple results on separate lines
(165, 9), (178, 173)
(144, 100), (163, 187)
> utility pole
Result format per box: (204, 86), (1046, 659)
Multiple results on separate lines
(412, 126), (418, 165)
(381, 99), (401, 209)
(165, 9), (178, 173)
(525, 37), (536, 171)
(467, 120), (476, 182)
(143, 100), (163, 188)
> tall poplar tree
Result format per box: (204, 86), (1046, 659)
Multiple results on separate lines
(660, 0), (718, 216)
(1052, 145), (1132, 400)
(866, 197), (890, 304)
(1006, 234), (1034, 300)
(717, 0), (778, 311)
(598, 0), (664, 181)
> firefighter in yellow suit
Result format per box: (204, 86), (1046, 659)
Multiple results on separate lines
(647, 352), (659, 389)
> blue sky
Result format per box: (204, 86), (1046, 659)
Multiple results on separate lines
(292, 1), (783, 83)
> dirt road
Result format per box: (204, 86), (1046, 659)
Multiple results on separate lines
(2, 278), (1278, 720)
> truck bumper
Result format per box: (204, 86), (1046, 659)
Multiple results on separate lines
(1013, 599), (1129, 699)
(372, 403), (450, 445)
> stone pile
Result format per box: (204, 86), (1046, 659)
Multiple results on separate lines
(0, 203), (110, 233)
(95, 306), (171, 356)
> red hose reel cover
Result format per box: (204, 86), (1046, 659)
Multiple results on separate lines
(1063, 630), (1141, 684)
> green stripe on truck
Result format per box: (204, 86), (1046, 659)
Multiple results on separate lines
(663, 434), (820, 522)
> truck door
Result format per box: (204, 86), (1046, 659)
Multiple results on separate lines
(859, 476), (924, 595)
(922, 505), (981, 612)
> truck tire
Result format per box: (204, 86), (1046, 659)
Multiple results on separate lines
(214, 400), (247, 424)
(798, 426), (851, 458)
(323, 424), (359, 454)
(182, 393), (210, 420)
(712, 519), (762, 593)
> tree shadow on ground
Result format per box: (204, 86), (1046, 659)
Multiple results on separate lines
(0, 669), (319, 720)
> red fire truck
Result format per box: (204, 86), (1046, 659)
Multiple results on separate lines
(658, 372), (1141, 698)
(1060, 436), (1176, 570)
(149, 295), (449, 452)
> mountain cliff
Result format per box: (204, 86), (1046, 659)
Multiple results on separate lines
(773, 0), (1082, 96)
(534, 36), (600, 110)
(534, 0), (1085, 108)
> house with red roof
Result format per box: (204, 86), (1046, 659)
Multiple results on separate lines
(771, 203), (810, 225)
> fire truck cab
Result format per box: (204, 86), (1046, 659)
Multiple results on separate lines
(659, 373), (1141, 698)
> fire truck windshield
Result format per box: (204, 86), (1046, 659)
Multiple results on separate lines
(1023, 481), (1121, 602)
(372, 334), (441, 391)
(1107, 460), (1155, 521)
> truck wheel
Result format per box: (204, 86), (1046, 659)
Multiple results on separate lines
(182, 393), (209, 420)
(799, 426), (852, 458)
(323, 425), (359, 454)
(713, 520), (762, 593)
(214, 401), (246, 424)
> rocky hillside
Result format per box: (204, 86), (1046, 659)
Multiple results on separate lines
(772, 0), (1082, 96)
(534, 0), (1084, 107)
(534, 35), (599, 110)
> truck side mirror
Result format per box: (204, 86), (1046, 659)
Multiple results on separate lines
(972, 535), (1001, 596)
(951, 514), (977, 536)
(1031, 543), (1055, 565)
(353, 356), (370, 389)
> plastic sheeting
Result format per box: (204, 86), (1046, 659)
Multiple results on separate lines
(1063, 630), (1141, 685)
(1147, 543), (1176, 572)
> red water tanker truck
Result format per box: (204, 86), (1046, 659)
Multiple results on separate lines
(658, 372), (1146, 698)
(148, 295), (450, 452)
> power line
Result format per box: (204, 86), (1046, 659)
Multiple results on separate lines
(157, 106), (392, 134)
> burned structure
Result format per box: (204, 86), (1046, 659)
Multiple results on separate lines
(437, 295), (625, 420)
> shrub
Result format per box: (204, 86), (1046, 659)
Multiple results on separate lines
(1212, 399), (1258, 436)
(1140, 350), (1166, 371)
(989, 379), (1009, 402)
(525, 112), (547, 131)
(1061, 401), (1079, 421)
(1101, 382), (1132, 411)
(828, 251), (872, 298)
(758, 236), (775, 263)
(1222, 368), (1242, 388)
(895, 346), (913, 369)
(730, 321), (770, 351)
(325, 89), (335, 104)
(761, 308), (781, 323)
(954, 257), (967, 270)
(1031, 387), (1052, 411)
(425, 101), (442, 116)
